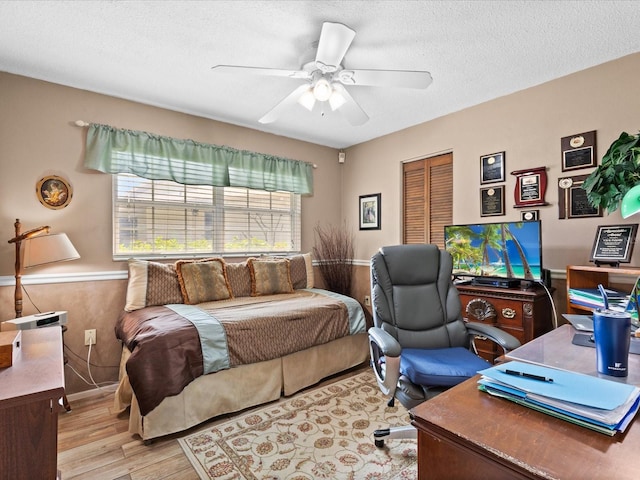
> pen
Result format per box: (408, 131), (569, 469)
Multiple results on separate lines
(504, 369), (554, 383)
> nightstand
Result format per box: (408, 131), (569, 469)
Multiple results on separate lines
(0, 328), (66, 479)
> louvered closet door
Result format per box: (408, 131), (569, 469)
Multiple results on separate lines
(403, 153), (453, 247)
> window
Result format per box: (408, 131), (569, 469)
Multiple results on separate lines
(113, 173), (301, 259)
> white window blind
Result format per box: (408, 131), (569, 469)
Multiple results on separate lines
(113, 173), (301, 259)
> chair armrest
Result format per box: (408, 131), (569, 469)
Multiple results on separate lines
(368, 327), (402, 398)
(368, 327), (402, 357)
(465, 321), (521, 352)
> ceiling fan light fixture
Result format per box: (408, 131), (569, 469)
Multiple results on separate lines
(297, 88), (316, 111)
(313, 78), (332, 101)
(328, 88), (346, 111)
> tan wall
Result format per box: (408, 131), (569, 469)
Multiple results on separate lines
(3, 52), (640, 394)
(342, 52), (640, 270)
(0, 72), (343, 394)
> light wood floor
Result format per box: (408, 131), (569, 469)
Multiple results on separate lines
(57, 364), (368, 479)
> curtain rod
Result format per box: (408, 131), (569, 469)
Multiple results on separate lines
(73, 120), (318, 168)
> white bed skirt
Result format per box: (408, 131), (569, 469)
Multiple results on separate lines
(114, 332), (369, 440)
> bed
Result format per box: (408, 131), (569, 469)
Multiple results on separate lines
(113, 254), (369, 441)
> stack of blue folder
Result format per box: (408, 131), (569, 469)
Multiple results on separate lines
(478, 361), (640, 435)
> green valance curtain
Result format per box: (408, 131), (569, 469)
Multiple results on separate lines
(83, 123), (314, 195)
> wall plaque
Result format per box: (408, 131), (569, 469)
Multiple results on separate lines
(480, 151), (505, 184)
(590, 224), (638, 266)
(558, 174), (602, 219)
(561, 130), (597, 172)
(480, 185), (505, 217)
(521, 210), (539, 221)
(510, 166), (548, 208)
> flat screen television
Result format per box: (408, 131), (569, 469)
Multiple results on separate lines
(444, 220), (543, 283)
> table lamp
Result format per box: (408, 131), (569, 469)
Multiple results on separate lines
(7, 218), (80, 317)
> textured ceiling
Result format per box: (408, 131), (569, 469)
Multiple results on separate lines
(1, 1), (639, 149)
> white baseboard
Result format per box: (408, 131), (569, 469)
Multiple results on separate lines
(66, 383), (118, 402)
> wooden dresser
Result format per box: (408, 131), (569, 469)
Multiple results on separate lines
(0, 327), (66, 480)
(457, 283), (554, 362)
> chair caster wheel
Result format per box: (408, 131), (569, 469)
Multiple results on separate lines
(375, 439), (385, 448)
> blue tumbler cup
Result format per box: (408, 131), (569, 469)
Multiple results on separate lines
(593, 310), (631, 377)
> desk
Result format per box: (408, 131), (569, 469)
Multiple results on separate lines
(0, 328), (66, 480)
(411, 325), (639, 480)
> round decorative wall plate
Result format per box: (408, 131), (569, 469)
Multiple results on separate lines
(36, 175), (72, 209)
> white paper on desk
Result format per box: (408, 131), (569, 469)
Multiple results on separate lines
(478, 361), (639, 411)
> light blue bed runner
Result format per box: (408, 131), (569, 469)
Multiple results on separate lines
(166, 304), (230, 375)
(306, 288), (367, 335)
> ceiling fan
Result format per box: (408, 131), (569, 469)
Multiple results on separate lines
(211, 22), (433, 126)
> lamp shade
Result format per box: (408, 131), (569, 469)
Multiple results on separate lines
(621, 184), (640, 219)
(297, 88), (316, 111)
(313, 78), (332, 101)
(23, 233), (80, 268)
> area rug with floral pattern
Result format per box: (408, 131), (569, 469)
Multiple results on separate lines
(178, 371), (416, 479)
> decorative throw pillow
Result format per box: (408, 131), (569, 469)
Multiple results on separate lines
(248, 258), (294, 296)
(255, 253), (314, 290)
(125, 259), (184, 312)
(175, 258), (232, 304)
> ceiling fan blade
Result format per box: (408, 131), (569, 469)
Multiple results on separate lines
(212, 65), (311, 80)
(258, 84), (311, 124)
(315, 22), (356, 73)
(332, 84), (369, 126)
(339, 69), (433, 89)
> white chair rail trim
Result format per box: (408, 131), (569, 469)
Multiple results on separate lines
(0, 265), (569, 287)
(0, 270), (127, 287)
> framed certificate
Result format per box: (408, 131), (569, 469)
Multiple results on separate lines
(480, 152), (505, 184)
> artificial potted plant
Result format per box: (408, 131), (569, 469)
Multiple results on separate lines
(582, 131), (640, 214)
(312, 222), (354, 296)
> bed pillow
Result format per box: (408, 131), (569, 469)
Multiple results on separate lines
(288, 253), (314, 289)
(125, 259), (184, 312)
(175, 258), (232, 304)
(225, 260), (252, 298)
(248, 257), (294, 296)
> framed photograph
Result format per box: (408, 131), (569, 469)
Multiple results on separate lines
(480, 151), (505, 184)
(480, 185), (505, 217)
(590, 224), (638, 266)
(359, 193), (381, 230)
(36, 175), (72, 210)
(561, 130), (597, 172)
(521, 210), (539, 221)
(558, 174), (602, 219)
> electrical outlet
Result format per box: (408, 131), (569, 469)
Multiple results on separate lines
(84, 329), (97, 346)
(364, 295), (371, 306)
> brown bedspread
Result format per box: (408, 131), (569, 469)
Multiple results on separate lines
(116, 290), (353, 416)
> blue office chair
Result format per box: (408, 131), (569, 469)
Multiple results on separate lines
(368, 244), (521, 447)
